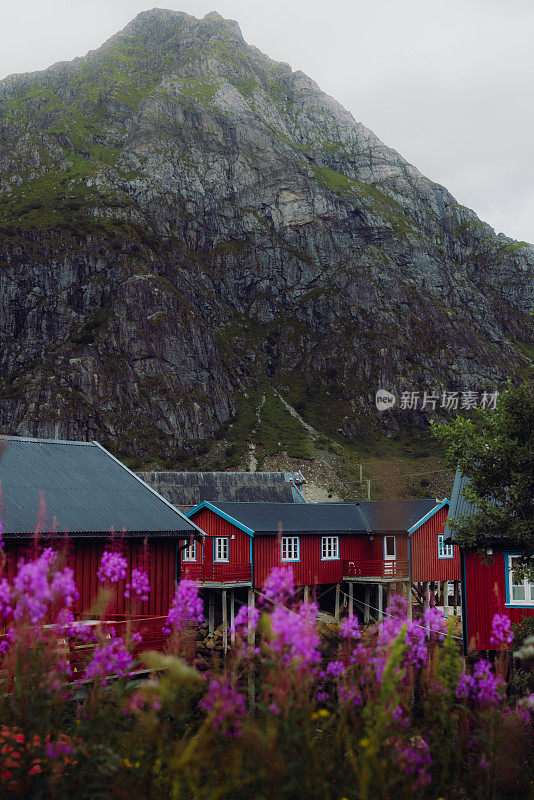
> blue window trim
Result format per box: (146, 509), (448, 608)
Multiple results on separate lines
(213, 536), (230, 563)
(408, 498), (450, 535)
(383, 535), (396, 560)
(182, 539), (197, 562)
(281, 535), (301, 562)
(437, 533), (454, 559)
(321, 535), (340, 561)
(187, 501), (254, 537)
(504, 550), (534, 608)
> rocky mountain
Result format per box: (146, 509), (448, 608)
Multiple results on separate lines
(0, 9), (532, 485)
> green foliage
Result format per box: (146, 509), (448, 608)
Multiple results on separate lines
(432, 381), (534, 555)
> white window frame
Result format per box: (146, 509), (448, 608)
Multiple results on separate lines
(281, 536), (300, 562)
(506, 553), (534, 607)
(384, 536), (396, 561)
(321, 536), (339, 561)
(214, 537), (229, 563)
(437, 534), (454, 559)
(183, 540), (196, 562)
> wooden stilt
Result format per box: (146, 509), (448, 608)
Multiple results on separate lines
(348, 582), (354, 618)
(222, 589), (228, 655)
(247, 588), (255, 647)
(454, 580), (459, 615)
(443, 581), (449, 614)
(334, 584), (340, 620)
(230, 589), (235, 646)
(423, 581), (429, 611)
(407, 582), (413, 621)
(208, 591), (215, 636)
(364, 584), (370, 624)
(378, 583), (383, 621)
(303, 585), (309, 603)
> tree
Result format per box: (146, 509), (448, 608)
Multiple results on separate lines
(432, 381), (534, 557)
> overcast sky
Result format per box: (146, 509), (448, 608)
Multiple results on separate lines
(1, 0), (533, 243)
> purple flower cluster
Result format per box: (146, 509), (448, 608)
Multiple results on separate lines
(393, 737), (432, 791)
(326, 659), (345, 678)
(83, 631), (133, 685)
(489, 613), (513, 648)
(163, 579), (203, 634)
(404, 622), (427, 669)
(457, 659), (503, 706)
(200, 678), (246, 736)
(0, 577), (12, 617)
(11, 549), (78, 624)
(270, 600), (321, 671)
(45, 740), (74, 759)
(97, 550), (127, 584)
(339, 615), (360, 640)
(261, 566), (294, 605)
(124, 568), (150, 601)
(423, 605), (447, 641)
(230, 604), (259, 637)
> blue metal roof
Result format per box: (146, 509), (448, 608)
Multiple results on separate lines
(189, 501), (369, 535)
(0, 436), (201, 537)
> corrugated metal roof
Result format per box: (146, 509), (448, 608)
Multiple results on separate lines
(197, 501), (369, 535)
(0, 436), (199, 537)
(137, 471), (307, 507)
(358, 500), (440, 532)
(443, 470), (478, 541)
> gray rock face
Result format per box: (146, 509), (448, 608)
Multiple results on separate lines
(0, 9), (532, 464)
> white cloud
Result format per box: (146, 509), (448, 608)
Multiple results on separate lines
(1, 0), (533, 242)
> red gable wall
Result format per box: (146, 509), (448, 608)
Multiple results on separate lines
(185, 507), (251, 568)
(411, 505), (460, 583)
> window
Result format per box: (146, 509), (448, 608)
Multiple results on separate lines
(183, 540), (196, 561)
(384, 536), (396, 560)
(321, 536), (339, 560)
(281, 536), (300, 561)
(437, 534), (453, 559)
(214, 537), (229, 562)
(506, 554), (534, 606)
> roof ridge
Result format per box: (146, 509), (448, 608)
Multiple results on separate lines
(0, 435), (97, 446)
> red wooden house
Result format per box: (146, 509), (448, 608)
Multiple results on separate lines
(407, 498), (461, 611)
(445, 471), (534, 652)
(0, 435), (204, 640)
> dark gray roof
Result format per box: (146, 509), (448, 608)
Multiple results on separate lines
(0, 436), (200, 537)
(138, 471), (306, 510)
(443, 470), (478, 541)
(195, 501), (368, 535)
(358, 500), (439, 532)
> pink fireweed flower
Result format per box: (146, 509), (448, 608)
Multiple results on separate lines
(97, 550), (127, 584)
(12, 549), (78, 624)
(423, 605), (447, 641)
(230, 604), (259, 637)
(457, 659), (503, 706)
(489, 613), (513, 648)
(261, 566), (294, 605)
(0, 577), (11, 617)
(326, 660), (345, 678)
(338, 685), (362, 705)
(392, 737), (432, 791)
(83, 632), (133, 685)
(340, 615), (360, 640)
(163, 579), (203, 634)
(270, 600), (320, 670)
(404, 621), (428, 669)
(124, 568), (150, 601)
(200, 678), (246, 736)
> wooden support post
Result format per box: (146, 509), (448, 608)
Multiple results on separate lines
(334, 584), (340, 620)
(208, 591), (215, 636)
(247, 588), (255, 647)
(378, 583), (383, 621)
(348, 582), (354, 619)
(303, 585), (309, 603)
(364, 584), (370, 624)
(454, 580), (459, 615)
(230, 589), (235, 646)
(443, 581), (449, 614)
(423, 581), (429, 612)
(222, 589), (228, 655)
(407, 582), (413, 621)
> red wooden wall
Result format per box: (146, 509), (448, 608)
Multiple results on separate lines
(185, 509), (251, 568)
(464, 549), (534, 651)
(411, 506), (460, 582)
(1, 537), (177, 626)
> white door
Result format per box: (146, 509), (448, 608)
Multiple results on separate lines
(384, 536), (396, 561)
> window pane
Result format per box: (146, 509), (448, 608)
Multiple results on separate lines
(512, 584), (526, 601)
(385, 537), (395, 556)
